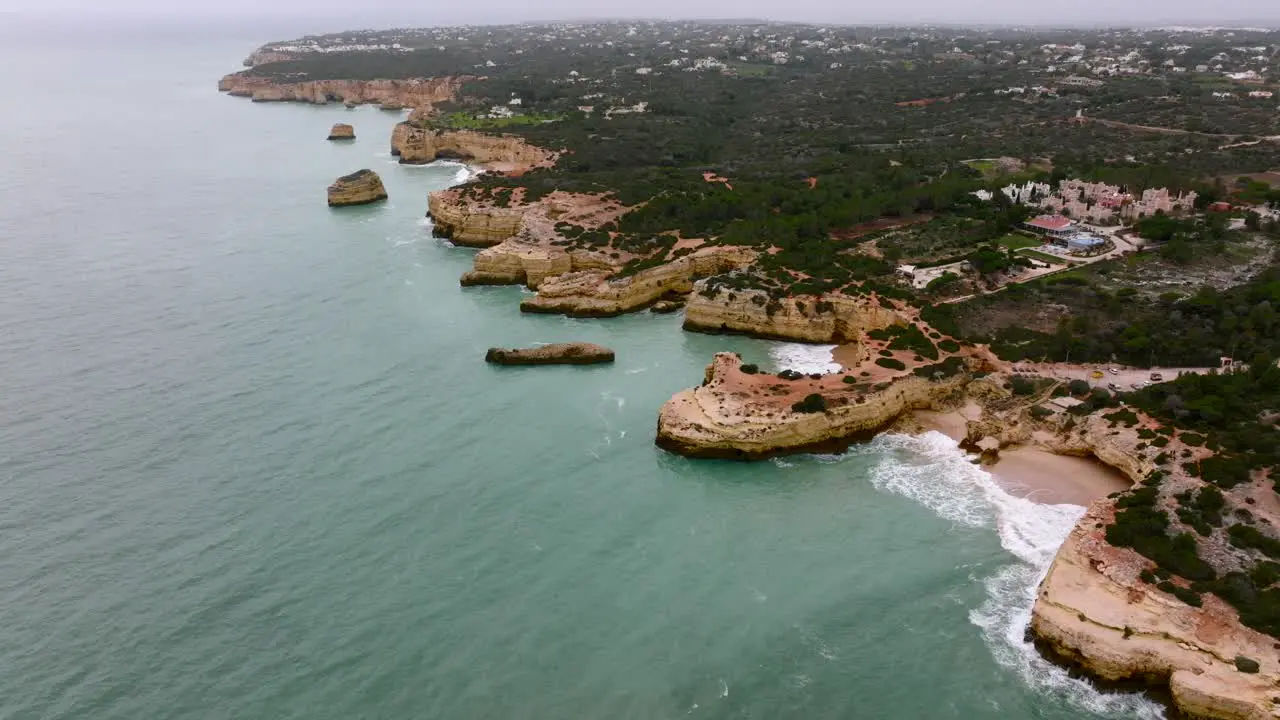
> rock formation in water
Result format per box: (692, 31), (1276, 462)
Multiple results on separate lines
(684, 286), (904, 343)
(655, 352), (975, 459)
(327, 123), (355, 141)
(520, 247), (756, 317)
(392, 125), (557, 173)
(217, 74), (468, 109)
(327, 169), (388, 207)
(484, 343), (615, 366)
(428, 191), (527, 248)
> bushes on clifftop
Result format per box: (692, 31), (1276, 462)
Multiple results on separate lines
(791, 394), (828, 414)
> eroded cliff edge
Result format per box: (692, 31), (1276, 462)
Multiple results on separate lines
(655, 346), (1280, 719)
(655, 351), (978, 459)
(1023, 411), (1280, 720)
(393, 122), (558, 172)
(217, 74), (468, 109)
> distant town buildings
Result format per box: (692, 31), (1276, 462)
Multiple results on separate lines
(991, 179), (1196, 224)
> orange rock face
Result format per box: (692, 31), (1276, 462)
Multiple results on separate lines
(217, 75), (468, 109)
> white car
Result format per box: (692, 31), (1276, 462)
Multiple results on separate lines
(1108, 367), (1119, 375)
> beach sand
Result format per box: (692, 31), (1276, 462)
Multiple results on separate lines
(915, 407), (1132, 507)
(989, 448), (1131, 507)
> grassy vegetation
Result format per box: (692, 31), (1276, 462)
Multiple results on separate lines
(1016, 249), (1065, 264)
(996, 233), (1043, 250)
(433, 111), (565, 129)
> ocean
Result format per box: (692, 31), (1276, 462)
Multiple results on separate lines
(0, 18), (1162, 719)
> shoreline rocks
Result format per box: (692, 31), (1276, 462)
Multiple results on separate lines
(327, 123), (355, 141)
(327, 169), (387, 207)
(484, 343), (615, 366)
(655, 352), (974, 459)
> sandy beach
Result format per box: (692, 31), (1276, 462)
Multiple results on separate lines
(915, 407), (1132, 507)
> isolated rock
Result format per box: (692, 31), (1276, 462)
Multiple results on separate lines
(651, 300), (684, 314)
(484, 343), (615, 366)
(327, 123), (355, 140)
(327, 169), (387, 207)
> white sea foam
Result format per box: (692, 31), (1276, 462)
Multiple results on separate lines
(857, 432), (1165, 719)
(769, 343), (840, 375)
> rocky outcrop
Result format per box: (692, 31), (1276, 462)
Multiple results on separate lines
(521, 247), (756, 317)
(684, 287), (903, 343)
(327, 169), (387, 207)
(327, 123), (355, 141)
(1032, 500), (1280, 720)
(392, 126), (557, 173)
(655, 352), (971, 459)
(217, 74), (467, 109)
(461, 239), (573, 287)
(484, 343), (614, 366)
(428, 191), (524, 248)
(651, 300), (684, 314)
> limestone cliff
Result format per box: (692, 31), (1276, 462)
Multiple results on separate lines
(427, 191), (525, 248)
(242, 49), (295, 67)
(217, 74), (467, 109)
(521, 247), (757, 317)
(461, 239), (572, 287)
(392, 126), (557, 172)
(327, 169), (387, 207)
(655, 352), (971, 459)
(1032, 500), (1280, 720)
(684, 286), (904, 343)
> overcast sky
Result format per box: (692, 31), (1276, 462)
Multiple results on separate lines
(2, 0), (1278, 28)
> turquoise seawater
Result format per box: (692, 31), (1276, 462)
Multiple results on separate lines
(0, 19), (1162, 720)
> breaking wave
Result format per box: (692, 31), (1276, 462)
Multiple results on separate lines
(854, 432), (1165, 719)
(769, 343), (840, 375)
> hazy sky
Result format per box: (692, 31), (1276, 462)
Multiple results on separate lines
(2, 0), (1278, 27)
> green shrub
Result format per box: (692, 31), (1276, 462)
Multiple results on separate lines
(740, 363), (759, 374)
(875, 357), (906, 371)
(1229, 525), (1280, 559)
(791, 394), (828, 414)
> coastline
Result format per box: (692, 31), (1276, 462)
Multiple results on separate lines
(913, 406), (1131, 508)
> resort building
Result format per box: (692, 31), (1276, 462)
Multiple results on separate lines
(1024, 214), (1076, 238)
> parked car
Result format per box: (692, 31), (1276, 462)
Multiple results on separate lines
(1108, 383), (1120, 391)
(1150, 372), (1163, 381)
(1108, 367), (1119, 375)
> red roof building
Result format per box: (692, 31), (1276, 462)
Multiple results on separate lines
(1024, 214), (1076, 236)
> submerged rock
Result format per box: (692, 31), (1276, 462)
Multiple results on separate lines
(327, 123), (355, 140)
(484, 343), (615, 366)
(327, 169), (388, 207)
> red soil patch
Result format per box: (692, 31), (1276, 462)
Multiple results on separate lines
(830, 214), (932, 241)
(703, 171), (733, 191)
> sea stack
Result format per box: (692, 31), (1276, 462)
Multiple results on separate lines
(327, 123), (355, 140)
(327, 169), (388, 207)
(484, 343), (615, 366)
